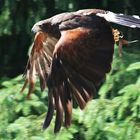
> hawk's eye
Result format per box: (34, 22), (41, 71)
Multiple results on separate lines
(39, 23), (47, 29)
(39, 24), (43, 28)
(39, 24), (50, 32)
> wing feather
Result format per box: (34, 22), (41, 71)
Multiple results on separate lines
(22, 12), (114, 132)
(22, 32), (58, 96)
(53, 88), (64, 133)
(43, 89), (55, 129)
(62, 81), (72, 127)
(45, 26), (114, 132)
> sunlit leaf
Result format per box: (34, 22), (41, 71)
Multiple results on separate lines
(127, 62), (140, 71)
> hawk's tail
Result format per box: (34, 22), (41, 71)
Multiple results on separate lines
(97, 11), (140, 28)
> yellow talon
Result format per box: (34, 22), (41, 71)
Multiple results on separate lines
(112, 29), (121, 42)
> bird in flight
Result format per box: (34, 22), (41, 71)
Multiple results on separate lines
(21, 9), (140, 132)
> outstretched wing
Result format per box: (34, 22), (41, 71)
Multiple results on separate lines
(21, 31), (58, 97)
(76, 9), (140, 28)
(43, 22), (114, 132)
(96, 11), (140, 28)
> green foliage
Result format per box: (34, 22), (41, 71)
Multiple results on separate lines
(127, 62), (140, 71)
(99, 45), (140, 98)
(0, 46), (140, 139)
(0, 76), (47, 139)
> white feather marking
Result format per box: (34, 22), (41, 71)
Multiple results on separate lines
(132, 15), (140, 19)
(82, 12), (93, 16)
(130, 25), (136, 28)
(96, 11), (118, 23)
(128, 40), (139, 43)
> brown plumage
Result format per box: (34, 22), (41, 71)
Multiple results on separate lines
(21, 9), (140, 132)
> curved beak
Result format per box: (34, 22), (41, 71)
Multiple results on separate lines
(31, 20), (44, 33)
(31, 24), (40, 33)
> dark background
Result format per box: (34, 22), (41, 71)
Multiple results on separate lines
(0, 0), (140, 77)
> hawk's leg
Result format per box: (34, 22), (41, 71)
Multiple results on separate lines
(112, 28), (138, 56)
(112, 29), (123, 56)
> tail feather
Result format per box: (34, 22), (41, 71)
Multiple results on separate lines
(97, 11), (140, 28)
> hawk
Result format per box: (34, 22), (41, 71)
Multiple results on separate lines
(21, 9), (140, 132)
